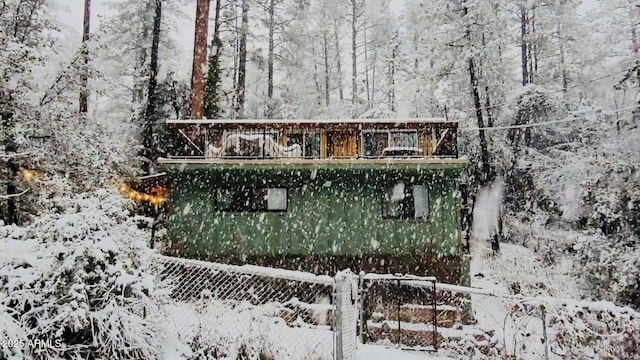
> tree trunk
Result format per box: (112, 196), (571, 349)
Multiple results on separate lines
(389, 44), (397, 112)
(204, 0), (223, 119)
(142, 0), (162, 175)
(520, 4), (528, 86)
(2, 111), (18, 225)
(532, 5), (538, 83)
(556, 3), (568, 93)
(371, 50), (376, 105)
(311, 41), (322, 106)
(528, 5), (536, 84)
(79, 0), (90, 113)
(190, 0), (210, 119)
(469, 58), (491, 183)
(235, 0), (249, 119)
(133, 7), (150, 104)
(334, 20), (344, 101)
(351, 0), (357, 104)
(267, 0), (274, 103)
(485, 86), (494, 128)
(364, 25), (371, 108)
(323, 30), (330, 107)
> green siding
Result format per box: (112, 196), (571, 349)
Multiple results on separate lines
(166, 167), (463, 262)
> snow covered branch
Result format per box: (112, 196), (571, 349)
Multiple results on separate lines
(0, 189), (29, 200)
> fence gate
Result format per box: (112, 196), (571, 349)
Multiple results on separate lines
(358, 273), (438, 352)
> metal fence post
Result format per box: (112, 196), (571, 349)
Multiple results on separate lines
(358, 272), (366, 344)
(541, 304), (549, 360)
(334, 276), (344, 360)
(396, 278), (401, 346)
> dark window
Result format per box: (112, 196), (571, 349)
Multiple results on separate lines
(382, 183), (429, 219)
(363, 132), (389, 157)
(216, 187), (288, 212)
(287, 132), (320, 158)
(304, 132), (321, 157)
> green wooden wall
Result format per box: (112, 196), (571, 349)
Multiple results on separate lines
(165, 166), (464, 263)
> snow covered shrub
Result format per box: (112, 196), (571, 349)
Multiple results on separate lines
(550, 302), (640, 359)
(0, 190), (173, 360)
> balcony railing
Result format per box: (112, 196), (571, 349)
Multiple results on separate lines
(163, 119), (459, 160)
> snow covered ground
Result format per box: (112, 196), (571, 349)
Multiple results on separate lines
(357, 345), (453, 359)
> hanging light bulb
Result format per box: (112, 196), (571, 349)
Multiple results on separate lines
(21, 169), (35, 181)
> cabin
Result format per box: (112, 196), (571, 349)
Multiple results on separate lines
(157, 118), (469, 285)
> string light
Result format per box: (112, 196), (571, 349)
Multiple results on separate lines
(118, 182), (166, 206)
(20, 169), (35, 181)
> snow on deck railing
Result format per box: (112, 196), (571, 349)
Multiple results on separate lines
(164, 117), (456, 125)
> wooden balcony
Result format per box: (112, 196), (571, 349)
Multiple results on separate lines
(159, 118), (460, 166)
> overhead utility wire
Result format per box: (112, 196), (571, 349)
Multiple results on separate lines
(458, 66), (636, 114)
(459, 104), (638, 131)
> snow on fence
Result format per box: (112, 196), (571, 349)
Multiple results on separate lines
(154, 255), (358, 360)
(151, 255), (639, 359)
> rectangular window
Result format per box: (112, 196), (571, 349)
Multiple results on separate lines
(304, 132), (321, 158)
(222, 131), (279, 157)
(382, 182), (429, 219)
(362, 130), (417, 157)
(216, 187), (288, 212)
(287, 132), (321, 158)
(389, 131), (418, 148)
(363, 132), (389, 157)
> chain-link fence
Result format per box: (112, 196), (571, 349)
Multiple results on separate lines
(154, 255), (358, 360)
(151, 255), (640, 359)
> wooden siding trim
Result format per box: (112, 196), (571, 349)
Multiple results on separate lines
(158, 157), (468, 169)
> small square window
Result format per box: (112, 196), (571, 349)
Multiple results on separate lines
(382, 182), (429, 220)
(267, 188), (288, 210)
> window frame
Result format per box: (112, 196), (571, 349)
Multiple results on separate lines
(361, 129), (419, 157)
(287, 131), (321, 158)
(215, 187), (289, 213)
(380, 183), (430, 220)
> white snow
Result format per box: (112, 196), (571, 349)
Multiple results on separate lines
(472, 179), (504, 242)
(357, 344), (454, 359)
(391, 182), (406, 201)
(160, 256), (335, 285)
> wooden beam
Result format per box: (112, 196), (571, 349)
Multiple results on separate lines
(432, 128), (450, 155)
